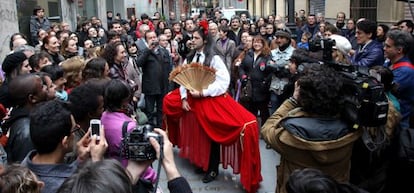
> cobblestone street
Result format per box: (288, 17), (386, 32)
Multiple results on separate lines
(156, 139), (280, 193)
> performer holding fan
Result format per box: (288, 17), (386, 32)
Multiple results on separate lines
(163, 25), (262, 193)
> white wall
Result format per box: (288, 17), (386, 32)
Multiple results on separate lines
(325, 0), (349, 20)
(125, 0), (155, 19)
(0, 0), (19, 64)
(61, 0), (78, 32)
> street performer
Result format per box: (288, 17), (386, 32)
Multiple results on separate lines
(162, 26), (262, 193)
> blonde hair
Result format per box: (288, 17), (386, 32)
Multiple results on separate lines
(334, 50), (351, 65)
(85, 46), (104, 59)
(0, 164), (42, 193)
(60, 56), (85, 88)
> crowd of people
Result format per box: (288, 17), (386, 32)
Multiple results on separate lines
(0, 4), (414, 193)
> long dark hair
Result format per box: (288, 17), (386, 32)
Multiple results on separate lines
(186, 27), (215, 62)
(82, 57), (107, 80)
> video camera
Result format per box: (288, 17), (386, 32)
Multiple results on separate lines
(308, 38), (389, 129)
(121, 124), (163, 161)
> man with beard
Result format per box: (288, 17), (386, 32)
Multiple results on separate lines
(334, 11), (348, 35)
(163, 27), (262, 192)
(269, 29), (295, 114)
(178, 18), (196, 59)
(227, 16), (243, 46)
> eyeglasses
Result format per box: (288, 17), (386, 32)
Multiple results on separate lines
(71, 124), (81, 134)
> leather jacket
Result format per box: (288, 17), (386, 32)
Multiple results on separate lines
(4, 107), (33, 163)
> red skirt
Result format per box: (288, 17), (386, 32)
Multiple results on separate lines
(163, 89), (262, 193)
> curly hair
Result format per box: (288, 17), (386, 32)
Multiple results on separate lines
(101, 41), (123, 67)
(30, 100), (72, 154)
(286, 168), (364, 193)
(60, 56), (85, 88)
(0, 164), (42, 193)
(297, 64), (343, 116)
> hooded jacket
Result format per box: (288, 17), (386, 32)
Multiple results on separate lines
(261, 99), (362, 193)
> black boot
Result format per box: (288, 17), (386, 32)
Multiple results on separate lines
(202, 171), (217, 183)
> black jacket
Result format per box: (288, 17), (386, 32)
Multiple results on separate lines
(4, 107), (33, 163)
(136, 46), (172, 95)
(239, 50), (273, 102)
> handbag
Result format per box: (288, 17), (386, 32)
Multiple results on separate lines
(239, 79), (252, 103)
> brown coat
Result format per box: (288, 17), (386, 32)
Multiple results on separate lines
(261, 99), (363, 193)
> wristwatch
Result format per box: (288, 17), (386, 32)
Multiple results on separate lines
(288, 97), (298, 106)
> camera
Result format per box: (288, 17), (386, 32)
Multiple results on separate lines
(309, 38), (336, 62)
(307, 38), (388, 129)
(121, 124), (163, 161)
(151, 41), (159, 47)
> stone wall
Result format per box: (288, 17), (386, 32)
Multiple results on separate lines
(0, 0), (19, 64)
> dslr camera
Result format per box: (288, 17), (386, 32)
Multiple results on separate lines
(121, 124), (163, 161)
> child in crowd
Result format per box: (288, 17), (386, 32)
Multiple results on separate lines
(41, 65), (68, 101)
(297, 32), (311, 50)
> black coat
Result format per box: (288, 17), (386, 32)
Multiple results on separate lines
(136, 46), (172, 95)
(239, 50), (273, 102)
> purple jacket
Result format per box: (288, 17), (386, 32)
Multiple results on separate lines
(101, 111), (156, 182)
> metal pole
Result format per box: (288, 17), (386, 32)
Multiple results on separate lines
(286, 0), (296, 39)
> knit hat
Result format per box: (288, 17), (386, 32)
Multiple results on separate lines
(2, 52), (27, 75)
(330, 34), (352, 55)
(275, 29), (292, 39)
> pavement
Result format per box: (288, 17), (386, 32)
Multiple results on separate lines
(155, 139), (281, 193)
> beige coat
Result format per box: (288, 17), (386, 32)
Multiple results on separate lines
(261, 99), (363, 193)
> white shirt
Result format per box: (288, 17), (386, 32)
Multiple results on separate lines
(179, 54), (230, 99)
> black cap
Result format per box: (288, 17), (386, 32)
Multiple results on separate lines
(141, 13), (149, 20)
(2, 52), (27, 75)
(275, 29), (292, 39)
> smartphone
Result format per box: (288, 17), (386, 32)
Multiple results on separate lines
(90, 119), (101, 140)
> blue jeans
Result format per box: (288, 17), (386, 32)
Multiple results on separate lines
(270, 92), (283, 115)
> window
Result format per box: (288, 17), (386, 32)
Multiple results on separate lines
(309, 0), (325, 15)
(350, 0), (377, 21)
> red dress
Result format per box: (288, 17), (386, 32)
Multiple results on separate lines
(163, 88), (262, 193)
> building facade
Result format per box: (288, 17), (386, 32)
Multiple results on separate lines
(0, 0), (412, 63)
